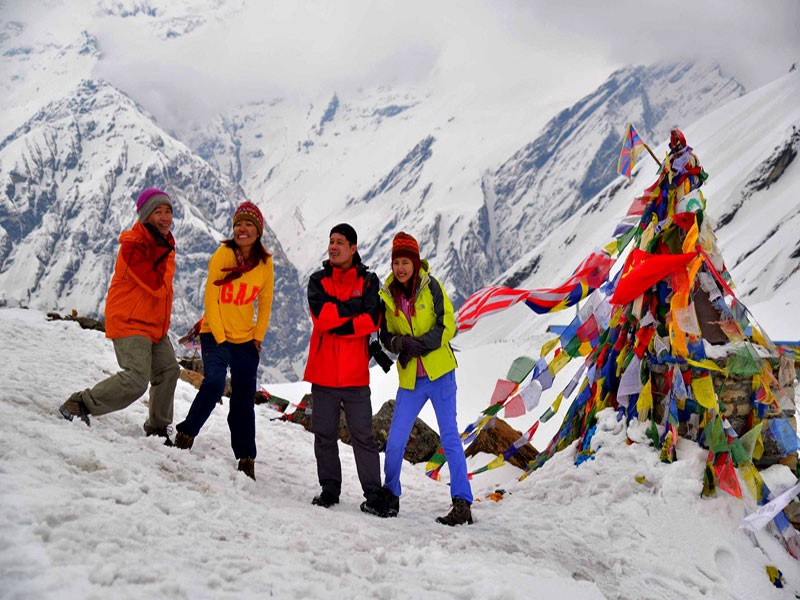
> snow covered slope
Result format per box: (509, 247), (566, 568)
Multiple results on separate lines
(1, 308), (798, 599)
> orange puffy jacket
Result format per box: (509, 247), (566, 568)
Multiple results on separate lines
(104, 221), (175, 343)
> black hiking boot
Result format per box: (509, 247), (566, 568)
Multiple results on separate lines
(360, 493), (392, 518)
(237, 457), (255, 481)
(59, 393), (91, 426)
(143, 424), (174, 447)
(311, 489), (340, 508)
(435, 498), (473, 526)
(173, 431), (195, 450)
(383, 487), (399, 517)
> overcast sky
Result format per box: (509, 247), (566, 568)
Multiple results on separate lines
(5, 0), (799, 127)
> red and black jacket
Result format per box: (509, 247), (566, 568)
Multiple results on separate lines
(303, 258), (381, 388)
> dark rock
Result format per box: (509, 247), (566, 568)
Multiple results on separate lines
(372, 400), (440, 463)
(283, 395), (440, 463)
(465, 417), (538, 470)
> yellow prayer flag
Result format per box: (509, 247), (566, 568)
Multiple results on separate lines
(551, 391), (564, 413)
(682, 221), (699, 254)
(686, 357), (727, 374)
(738, 462), (764, 502)
(691, 374), (718, 410)
(751, 326), (768, 349)
(549, 350), (571, 376)
(486, 455), (505, 471)
(540, 337), (560, 358)
(637, 377), (653, 421)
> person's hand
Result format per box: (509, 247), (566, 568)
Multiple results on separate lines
(398, 353), (411, 369)
(253, 340), (262, 352)
(389, 335), (406, 354)
(401, 336), (427, 357)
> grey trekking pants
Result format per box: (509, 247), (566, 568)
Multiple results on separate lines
(311, 384), (382, 501)
(79, 335), (179, 429)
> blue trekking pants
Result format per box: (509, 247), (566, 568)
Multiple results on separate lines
(177, 333), (259, 459)
(384, 371), (473, 503)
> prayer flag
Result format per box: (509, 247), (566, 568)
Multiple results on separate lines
(457, 250), (614, 332)
(739, 481), (800, 531)
(610, 249), (696, 305)
(617, 122), (646, 179)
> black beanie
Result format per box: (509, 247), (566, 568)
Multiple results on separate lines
(330, 223), (357, 245)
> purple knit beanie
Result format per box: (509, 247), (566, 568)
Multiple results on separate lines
(136, 188), (172, 223)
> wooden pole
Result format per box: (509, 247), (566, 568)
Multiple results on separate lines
(641, 141), (660, 166)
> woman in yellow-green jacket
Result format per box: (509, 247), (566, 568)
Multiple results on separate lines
(378, 232), (473, 526)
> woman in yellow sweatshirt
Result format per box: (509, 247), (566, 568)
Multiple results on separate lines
(174, 202), (274, 480)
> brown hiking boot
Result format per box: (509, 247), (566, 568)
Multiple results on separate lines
(237, 457), (255, 481)
(174, 431), (194, 450)
(59, 393), (91, 426)
(435, 498), (473, 526)
(143, 424), (174, 447)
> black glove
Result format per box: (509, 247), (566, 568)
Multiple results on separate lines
(389, 335), (406, 354)
(369, 341), (394, 373)
(401, 336), (427, 357)
(398, 352), (411, 369)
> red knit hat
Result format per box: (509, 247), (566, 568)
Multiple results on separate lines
(233, 201), (264, 237)
(391, 232), (421, 272)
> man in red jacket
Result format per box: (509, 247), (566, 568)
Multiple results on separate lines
(59, 188), (179, 443)
(304, 223), (390, 517)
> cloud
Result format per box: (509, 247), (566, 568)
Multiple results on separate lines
(84, 0), (800, 128)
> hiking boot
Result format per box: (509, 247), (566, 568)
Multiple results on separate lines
(59, 393), (91, 426)
(237, 457), (255, 481)
(435, 498), (473, 526)
(360, 495), (392, 519)
(143, 424), (174, 447)
(383, 487), (399, 517)
(174, 431), (195, 450)
(311, 489), (340, 508)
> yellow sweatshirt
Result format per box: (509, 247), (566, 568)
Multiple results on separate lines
(200, 245), (274, 344)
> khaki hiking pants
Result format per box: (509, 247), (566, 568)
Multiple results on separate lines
(79, 335), (179, 429)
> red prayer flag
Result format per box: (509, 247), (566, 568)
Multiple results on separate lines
(610, 249), (696, 305)
(504, 394), (526, 418)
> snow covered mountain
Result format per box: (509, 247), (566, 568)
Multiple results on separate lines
(2, 0), (795, 387)
(0, 79), (307, 379)
(483, 61), (744, 278)
(457, 69), (800, 350)
(190, 62), (745, 306)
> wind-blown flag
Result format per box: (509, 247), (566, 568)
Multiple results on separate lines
(617, 122), (646, 179)
(457, 250), (615, 332)
(609, 249), (696, 305)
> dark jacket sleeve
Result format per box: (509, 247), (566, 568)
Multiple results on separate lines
(307, 271), (350, 332)
(417, 276), (455, 351)
(378, 299), (395, 349)
(333, 271), (381, 337)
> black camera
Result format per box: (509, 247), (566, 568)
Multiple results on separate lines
(369, 340), (394, 373)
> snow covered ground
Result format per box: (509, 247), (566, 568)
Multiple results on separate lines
(1, 307), (798, 599)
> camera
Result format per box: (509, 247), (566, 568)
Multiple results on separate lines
(369, 340), (394, 373)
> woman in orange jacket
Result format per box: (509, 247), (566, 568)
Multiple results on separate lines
(59, 188), (179, 441)
(174, 202), (274, 481)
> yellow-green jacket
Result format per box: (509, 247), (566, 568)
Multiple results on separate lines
(379, 261), (457, 390)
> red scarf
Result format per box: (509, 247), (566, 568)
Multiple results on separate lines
(213, 247), (259, 286)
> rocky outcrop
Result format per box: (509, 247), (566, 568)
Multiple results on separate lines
(465, 417), (538, 470)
